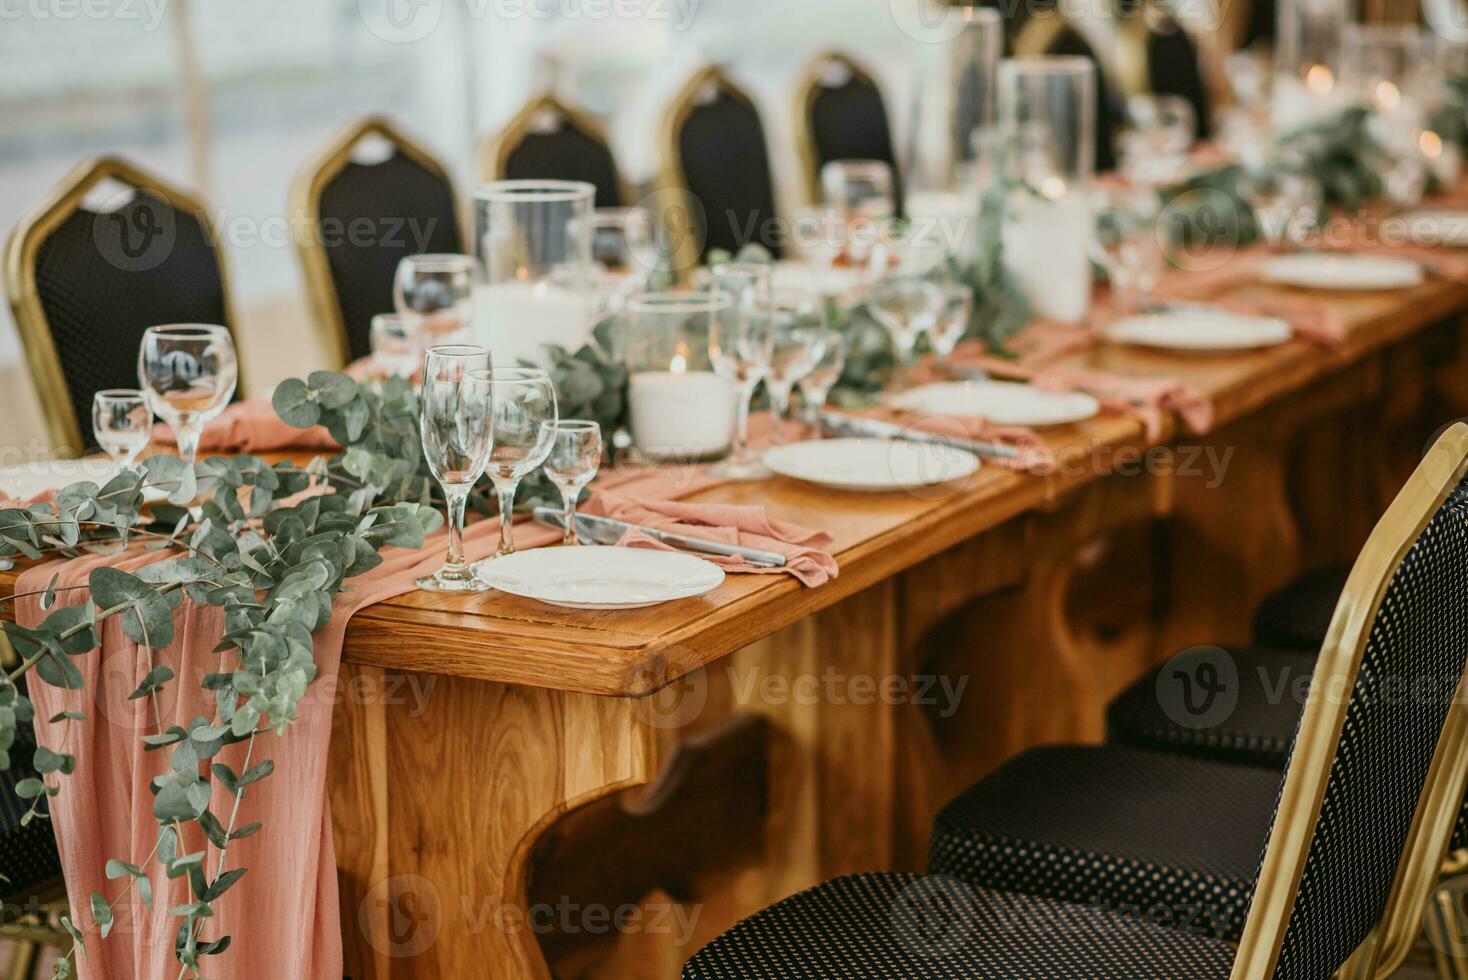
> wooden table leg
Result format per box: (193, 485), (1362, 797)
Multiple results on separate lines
(329, 663), (657, 979)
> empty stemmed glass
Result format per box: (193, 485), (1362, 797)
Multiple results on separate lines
(868, 277), (945, 391)
(92, 389), (152, 471)
(1088, 188), (1164, 315)
(487, 368), (559, 557)
(796, 328), (847, 426)
(929, 285), (975, 374)
(588, 208), (661, 322)
(417, 345), (494, 593)
(394, 254), (478, 343)
(138, 324), (238, 465)
(370, 313), (424, 378)
(544, 421), (603, 546)
(764, 291), (829, 441)
(707, 263), (775, 479)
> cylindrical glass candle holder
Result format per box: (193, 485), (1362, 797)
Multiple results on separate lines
(997, 56), (1096, 324)
(624, 292), (735, 463)
(473, 180), (596, 367)
(1272, 0), (1348, 128)
(1342, 24), (1431, 141)
(948, 7), (1003, 175)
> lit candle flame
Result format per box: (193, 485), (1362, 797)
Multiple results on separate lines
(1420, 129), (1445, 159)
(1375, 81), (1401, 111)
(1305, 65), (1334, 95)
(1039, 175), (1067, 200)
(670, 348), (688, 374)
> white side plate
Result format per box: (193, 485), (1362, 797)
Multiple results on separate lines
(890, 381), (1099, 427)
(1258, 253), (1424, 290)
(473, 546), (725, 610)
(0, 459), (130, 504)
(1105, 311), (1293, 352)
(770, 260), (867, 299)
(763, 438), (981, 493)
(1400, 210), (1468, 248)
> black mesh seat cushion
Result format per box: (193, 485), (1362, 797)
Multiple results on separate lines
(504, 127), (622, 208)
(0, 719), (61, 902)
(807, 72), (901, 211)
(1107, 646), (1313, 767)
(683, 873), (1235, 979)
(317, 151), (462, 362)
(32, 190), (231, 447)
(928, 746), (1282, 942)
(678, 90), (782, 260)
(1251, 565), (1350, 653)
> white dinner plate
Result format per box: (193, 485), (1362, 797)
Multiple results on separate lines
(1258, 253), (1424, 290)
(1105, 310), (1293, 352)
(0, 458), (131, 504)
(1401, 209), (1468, 248)
(770, 260), (867, 299)
(473, 546), (725, 610)
(890, 381), (1099, 427)
(763, 438), (981, 493)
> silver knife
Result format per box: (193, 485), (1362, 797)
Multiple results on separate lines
(816, 410), (1019, 460)
(532, 507), (787, 568)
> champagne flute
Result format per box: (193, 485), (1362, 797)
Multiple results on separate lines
(417, 345), (494, 593)
(137, 324), (238, 465)
(370, 313), (425, 378)
(487, 367), (559, 557)
(707, 263), (775, 479)
(796, 328), (847, 426)
(394, 254), (479, 343)
(765, 291), (829, 440)
(92, 389), (152, 470)
(543, 421), (603, 546)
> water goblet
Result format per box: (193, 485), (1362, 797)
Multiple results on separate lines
(137, 324), (238, 465)
(370, 313), (425, 378)
(796, 328), (847, 426)
(487, 367), (559, 557)
(765, 291), (829, 441)
(929, 285), (976, 373)
(707, 263), (775, 479)
(543, 421), (603, 546)
(416, 345), (494, 593)
(867, 276), (944, 391)
(92, 389), (153, 470)
(394, 253), (478, 343)
(1088, 187), (1164, 315)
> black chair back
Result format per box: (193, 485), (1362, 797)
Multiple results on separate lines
(293, 117), (462, 366)
(0, 716), (62, 903)
(664, 67), (782, 261)
(3, 156), (237, 454)
(490, 94), (624, 208)
(798, 54), (900, 210)
(1145, 14), (1213, 140)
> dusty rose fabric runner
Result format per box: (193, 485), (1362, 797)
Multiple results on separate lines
(156, 397), (338, 455)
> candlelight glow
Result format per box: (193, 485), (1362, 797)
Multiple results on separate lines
(1039, 175), (1068, 200)
(1375, 81), (1401, 111)
(1421, 129), (1445, 159)
(670, 347), (688, 374)
(1305, 64), (1335, 94)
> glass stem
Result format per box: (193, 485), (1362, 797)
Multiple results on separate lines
(175, 422), (203, 466)
(733, 382), (755, 455)
(496, 480), (520, 556)
(445, 489), (469, 573)
(561, 488), (580, 546)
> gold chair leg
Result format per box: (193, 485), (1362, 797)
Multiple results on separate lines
(4, 940), (39, 980)
(1426, 875), (1468, 980)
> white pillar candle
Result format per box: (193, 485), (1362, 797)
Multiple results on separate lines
(472, 281), (592, 367)
(628, 370), (734, 460)
(1002, 192), (1092, 324)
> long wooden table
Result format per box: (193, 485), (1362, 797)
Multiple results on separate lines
(323, 273), (1468, 977)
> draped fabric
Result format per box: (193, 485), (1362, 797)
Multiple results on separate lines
(316, 151), (462, 363)
(677, 89), (783, 259)
(31, 192), (232, 449)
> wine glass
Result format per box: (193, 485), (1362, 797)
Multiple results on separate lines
(707, 263), (775, 480)
(486, 367), (559, 557)
(416, 345), (494, 593)
(1088, 187), (1164, 315)
(796, 328), (847, 426)
(394, 254), (478, 343)
(929, 285), (975, 373)
(1240, 162), (1320, 250)
(92, 389), (152, 470)
(765, 291), (829, 440)
(370, 313), (424, 378)
(137, 324), (238, 465)
(868, 277), (944, 391)
(588, 208), (661, 321)
(821, 160), (897, 219)
(543, 421), (603, 546)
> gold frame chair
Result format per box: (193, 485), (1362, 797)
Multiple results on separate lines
(792, 51), (892, 205)
(479, 92), (631, 206)
(1229, 422), (1468, 979)
(2, 156), (241, 456)
(657, 65), (771, 277)
(289, 115), (462, 370)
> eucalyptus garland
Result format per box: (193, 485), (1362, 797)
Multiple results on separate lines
(0, 372), (443, 977)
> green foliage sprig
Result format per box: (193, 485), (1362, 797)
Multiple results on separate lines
(0, 372), (442, 977)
